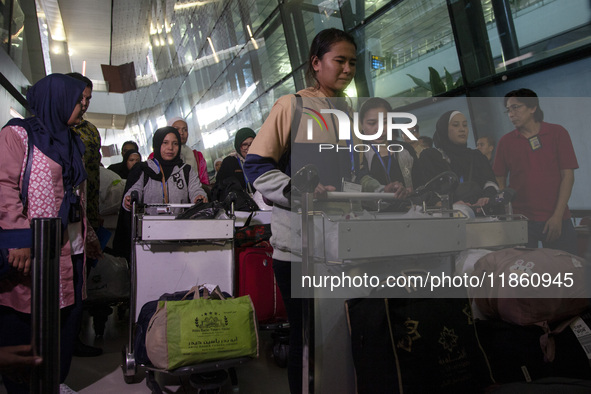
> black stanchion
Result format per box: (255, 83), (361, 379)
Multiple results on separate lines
(30, 218), (61, 394)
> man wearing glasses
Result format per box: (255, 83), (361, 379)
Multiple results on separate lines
(493, 88), (578, 254)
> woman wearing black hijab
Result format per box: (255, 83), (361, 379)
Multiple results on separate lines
(111, 149), (142, 179)
(113, 127), (207, 260)
(420, 110), (498, 205)
(122, 126), (207, 210)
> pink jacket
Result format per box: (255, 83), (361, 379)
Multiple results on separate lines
(0, 125), (86, 313)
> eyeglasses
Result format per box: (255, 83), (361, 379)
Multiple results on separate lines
(504, 104), (525, 114)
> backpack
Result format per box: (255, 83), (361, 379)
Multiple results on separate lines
(211, 177), (258, 212)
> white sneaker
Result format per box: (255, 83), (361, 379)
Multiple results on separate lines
(60, 383), (79, 394)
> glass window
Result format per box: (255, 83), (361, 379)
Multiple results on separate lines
(1, 0), (9, 52)
(484, 0), (591, 73)
(243, 0), (278, 34)
(355, 0), (461, 98)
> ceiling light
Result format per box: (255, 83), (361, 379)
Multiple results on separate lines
(207, 37), (219, 63)
(174, 1), (208, 10)
(10, 107), (24, 119)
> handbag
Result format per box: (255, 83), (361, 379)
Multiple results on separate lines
(145, 285), (259, 370)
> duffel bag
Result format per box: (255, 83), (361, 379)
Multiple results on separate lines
(146, 284), (259, 370)
(470, 248), (589, 326)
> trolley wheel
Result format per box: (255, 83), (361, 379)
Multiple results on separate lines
(273, 342), (289, 368)
(124, 374), (138, 384)
(190, 370), (228, 392)
(121, 345), (138, 384)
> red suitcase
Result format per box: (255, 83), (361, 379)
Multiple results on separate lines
(236, 245), (287, 324)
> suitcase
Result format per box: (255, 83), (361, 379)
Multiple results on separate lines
(236, 245), (287, 324)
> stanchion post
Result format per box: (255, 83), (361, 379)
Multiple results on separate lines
(30, 218), (61, 394)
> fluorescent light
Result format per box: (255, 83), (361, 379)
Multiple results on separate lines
(174, 1), (207, 10)
(10, 107), (24, 119)
(82, 60), (86, 76)
(497, 52), (533, 68)
(207, 37), (219, 63)
(246, 25), (258, 49)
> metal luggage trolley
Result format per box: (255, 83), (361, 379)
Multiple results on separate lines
(292, 167), (528, 394)
(121, 196), (251, 393)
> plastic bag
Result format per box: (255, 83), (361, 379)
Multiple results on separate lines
(86, 253), (130, 302)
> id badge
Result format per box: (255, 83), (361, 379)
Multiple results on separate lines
(69, 195), (82, 223)
(342, 179), (362, 193)
(529, 136), (542, 151)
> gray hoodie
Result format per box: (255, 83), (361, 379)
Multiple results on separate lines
(123, 159), (205, 213)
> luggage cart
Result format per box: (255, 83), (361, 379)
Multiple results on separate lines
(121, 197), (251, 392)
(291, 166), (528, 393)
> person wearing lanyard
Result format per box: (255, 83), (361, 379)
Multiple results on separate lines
(216, 127), (257, 194)
(243, 28), (365, 394)
(122, 126), (207, 213)
(356, 97), (421, 197)
(494, 88), (578, 254)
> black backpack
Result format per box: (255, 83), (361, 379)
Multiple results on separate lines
(211, 177), (258, 212)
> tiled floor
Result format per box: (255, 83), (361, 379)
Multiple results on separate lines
(1, 305), (290, 394)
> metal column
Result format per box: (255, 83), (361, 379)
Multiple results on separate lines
(30, 218), (61, 394)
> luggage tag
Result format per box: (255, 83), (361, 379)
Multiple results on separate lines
(69, 193), (82, 223)
(569, 316), (591, 360)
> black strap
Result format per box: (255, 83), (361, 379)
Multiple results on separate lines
(20, 134), (34, 212)
(277, 94), (302, 174)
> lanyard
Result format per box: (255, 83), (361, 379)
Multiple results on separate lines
(370, 145), (392, 184)
(153, 159), (169, 203)
(236, 156), (254, 194)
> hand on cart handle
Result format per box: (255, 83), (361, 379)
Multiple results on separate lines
(123, 195), (132, 210)
(124, 191), (141, 210)
(314, 184), (336, 199)
(384, 181), (411, 200)
(194, 194), (208, 203)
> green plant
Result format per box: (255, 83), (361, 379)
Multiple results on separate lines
(407, 67), (463, 95)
